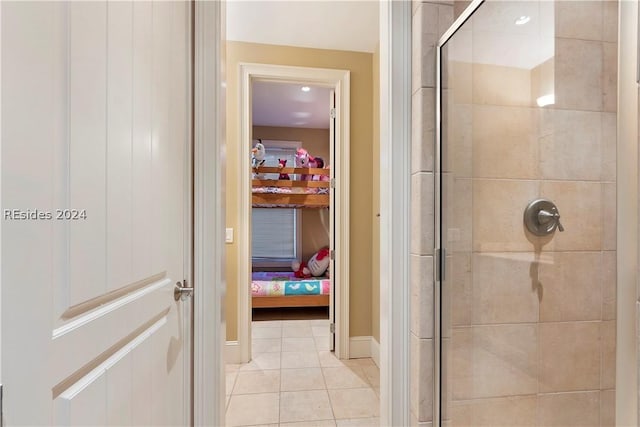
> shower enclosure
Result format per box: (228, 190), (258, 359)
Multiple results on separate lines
(436, 1), (617, 425)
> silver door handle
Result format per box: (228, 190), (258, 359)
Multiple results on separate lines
(174, 280), (193, 301)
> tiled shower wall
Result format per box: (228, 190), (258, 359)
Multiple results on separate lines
(411, 1), (618, 426)
(410, 1), (453, 425)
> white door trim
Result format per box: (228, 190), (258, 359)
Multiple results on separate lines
(379, 1), (412, 425)
(238, 63), (350, 362)
(192, 1), (225, 426)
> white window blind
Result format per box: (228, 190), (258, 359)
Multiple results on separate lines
(252, 208), (298, 259)
(251, 143), (300, 261)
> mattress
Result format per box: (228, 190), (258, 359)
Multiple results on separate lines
(252, 186), (329, 195)
(251, 271), (330, 297)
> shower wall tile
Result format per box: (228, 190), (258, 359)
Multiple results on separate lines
(472, 106), (539, 179)
(538, 391), (600, 427)
(450, 395), (537, 427)
(603, 42), (618, 113)
(453, 1), (471, 20)
(450, 327), (472, 400)
(437, 4), (454, 39)
(472, 179), (539, 252)
(449, 178), (472, 253)
(603, 0), (619, 43)
(471, 324), (538, 399)
(555, 38), (603, 112)
(450, 60), (472, 104)
(471, 252), (539, 325)
(603, 182), (616, 251)
(602, 112), (617, 182)
(555, 1), (603, 41)
(448, 105), (472, 178)
(600, 390), (616, 427)
(539, 110), (602, 181)
(538, 252), (603, 322)
(539, 181), (603, 251)
(410, 334), (433, 422)
(411, 255), (434, 339)
(450, 252), (472, 327)
(412, 3), (439, 92)
(412, 88), (435, 173)
(601, 320), (616, 390)
(539, 322), (601, 393)
(411, 173), (434, 255)
(472, 64), (532, 107)
(602, 251), (616, 320)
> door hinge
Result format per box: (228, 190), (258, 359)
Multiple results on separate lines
(435, 248), (445, 281)
(330, 108), (336, 119)
(330, 250), (335, 260)
(330, 178), (335, 189)
(330, 323), (335, 334)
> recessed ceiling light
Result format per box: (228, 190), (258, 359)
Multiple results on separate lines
(515, 15), (531, 25)
(301, 86), (311, 92)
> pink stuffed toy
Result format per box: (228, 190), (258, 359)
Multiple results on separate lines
(278, 158), (290, 180)
(295, 147), (325, 181)
(291, 260), (311, 279)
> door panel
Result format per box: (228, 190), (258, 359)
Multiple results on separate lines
(1, 1), (191, 425)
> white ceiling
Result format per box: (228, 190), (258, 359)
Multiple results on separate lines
(253, 81), (331, 128)
(226, 0), (379, 53)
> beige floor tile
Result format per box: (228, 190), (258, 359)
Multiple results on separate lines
(283, 337), (317, 352)
(233, 370), (280, 394)
(252, 320), (283, 328)
(226, 371), (238, 395)
(226, 363), (241, 372)
(362, 365), (380, 388)
(226, 393), (280, 426)
(280, 421), (336, 427)
(282, 319), (311, 326)
(318, 351), (345, 368)
(323, 367), (369, 389)
(309, 319), (331, 326)
(240, 352), (281, 371)
(281, 351), (321, 369)
(281, 368), (326, 391)
(253, 327), (282, 339)
(283, 326), (314, 338)
(336, 418), (380, 426)
(314, 336), (331, 351)
(312, 325), (330, 337)
(342, 358), (375, 368)
(328, 388), (380, 419)
(252, 338), (282, 354)
(280, 390), (334, 423)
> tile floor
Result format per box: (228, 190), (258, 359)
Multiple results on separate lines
(226, 318), (380, 427)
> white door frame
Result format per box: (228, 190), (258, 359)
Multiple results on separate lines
(192, 1), (226, 426)
(237, 63), (351, 362)
(192, 1), (412, 425)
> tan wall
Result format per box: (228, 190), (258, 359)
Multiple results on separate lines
(252, 125), (331, 261)
(225, 41), (374, 341)
(371, 45), (380, 343)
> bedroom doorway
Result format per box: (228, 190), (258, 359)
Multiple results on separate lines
(236, 64), (351, 363)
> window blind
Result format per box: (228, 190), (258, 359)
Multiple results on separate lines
(252, 208), (297, 259)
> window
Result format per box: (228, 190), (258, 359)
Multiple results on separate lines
(251, 142), (301, 266)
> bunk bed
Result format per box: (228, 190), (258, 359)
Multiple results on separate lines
(252, 166), (330, 208)
(251, 165), (331, 308)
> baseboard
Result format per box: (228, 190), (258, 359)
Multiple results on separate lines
(349, 336), (372, 359)
(225, 341), (240, 364)
(371, 337), (380, 367)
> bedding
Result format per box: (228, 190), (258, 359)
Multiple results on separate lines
(251, 271), (330, 297)
(252, 187), (329, 195)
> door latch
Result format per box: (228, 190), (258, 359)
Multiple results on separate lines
(174, 280), (193, 301)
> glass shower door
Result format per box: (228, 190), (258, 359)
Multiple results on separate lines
(437, 1), (617, 425)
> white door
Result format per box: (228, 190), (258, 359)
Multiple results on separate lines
(1, 1), (192, 425)
(329, 89), (336, 352)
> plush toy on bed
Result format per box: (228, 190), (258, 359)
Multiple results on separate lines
(291, 260), (311, 279)
(278, 158), (290, 180)
(252, 139), (266, 179)
(294, 147), (326, 181)
(292, 247), (330, 278)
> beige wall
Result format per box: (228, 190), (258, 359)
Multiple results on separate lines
(371, 45), (380, 343)
(225, 41), (374, 341)
(252, 125), (331, 261)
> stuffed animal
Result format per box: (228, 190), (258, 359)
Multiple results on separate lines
(295, 148), (326, 181)
(291, 260), (311, 279)
(278, 158), (290, 180)
(252, 139), (266, 178)
(307, 247), (330, 277)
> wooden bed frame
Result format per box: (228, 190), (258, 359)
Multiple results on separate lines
(252, 166), (330, 208)
(252, 294), (330, 308)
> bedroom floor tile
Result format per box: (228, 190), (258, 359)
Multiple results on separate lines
(227, 319), (380, 427)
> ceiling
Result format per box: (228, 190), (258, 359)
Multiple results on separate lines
(252, 81), (332, 128)
(226, 0), (379, 53)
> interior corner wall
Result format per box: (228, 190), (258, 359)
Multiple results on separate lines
(252, 125), (331, 261)
(225, 41), (374, 341)
(372, 43), (381, 344)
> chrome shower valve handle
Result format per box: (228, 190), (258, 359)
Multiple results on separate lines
(524, 199), (565, 236)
